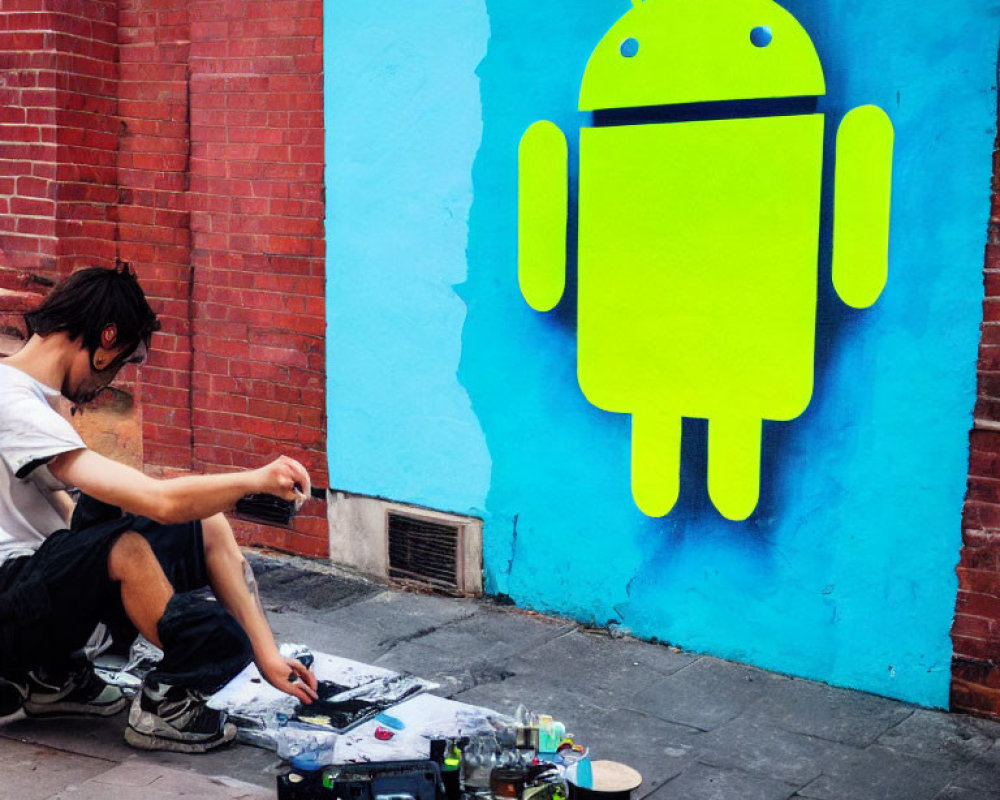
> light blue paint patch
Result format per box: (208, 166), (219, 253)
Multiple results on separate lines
(462, 0), (999, 707)
(324, 0), (492, 512)
(459, 1), (651, 620)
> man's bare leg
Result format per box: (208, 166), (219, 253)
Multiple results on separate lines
(115, 526), (245, 752)
(107, 531), (173, 647)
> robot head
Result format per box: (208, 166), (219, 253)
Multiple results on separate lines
(579, 0), (825, 111)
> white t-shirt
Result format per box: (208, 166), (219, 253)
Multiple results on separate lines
(0, 363), (86, 566)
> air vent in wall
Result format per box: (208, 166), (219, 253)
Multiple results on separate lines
(387, 512), (459, 591)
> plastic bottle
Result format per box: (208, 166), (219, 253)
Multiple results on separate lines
(276, 723), (338, 771)
(442, 741), (462, 800)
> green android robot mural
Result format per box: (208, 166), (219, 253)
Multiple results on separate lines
(518, 0), (893, 521)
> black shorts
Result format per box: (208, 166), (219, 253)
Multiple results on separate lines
(0, 498), (210, 675)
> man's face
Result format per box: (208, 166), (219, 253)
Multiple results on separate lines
(64, 340), (147, 406)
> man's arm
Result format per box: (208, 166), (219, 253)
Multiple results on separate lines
(45, 488), (76, 527)
(47, 448), (310, 524)
(202, 516), (318, 704)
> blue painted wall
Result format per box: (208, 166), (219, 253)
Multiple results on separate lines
(324, 0), (491, 512)
(325, 0), (999, 707)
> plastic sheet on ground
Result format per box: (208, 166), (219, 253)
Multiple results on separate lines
(93, 636), (163, 691)
(330, 692), (513, 763)
(209, 645), (510, 763)
(96, 640), (510, 764)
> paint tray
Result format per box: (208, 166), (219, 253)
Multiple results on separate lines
(292, 697), (389, 733)
(290, 680), (391, 733)
(235, 492), (299, 526)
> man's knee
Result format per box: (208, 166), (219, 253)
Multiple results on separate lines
(107, 531), (157, 581)
(153, 593), (253, 693)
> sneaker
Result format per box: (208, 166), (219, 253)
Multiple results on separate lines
(0, 676), (26, 718)
(23, 663), (127, 718)
(124, 681), (235, 753)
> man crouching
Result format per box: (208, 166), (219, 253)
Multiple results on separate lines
(0, 264), (317, 752)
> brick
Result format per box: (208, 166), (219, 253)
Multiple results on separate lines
(951, 677), (1000, 716)
(216, 394), (250, 415)
(959, 543), (1000, 571)
(953, 613), (995, 641)
(966, 476), (1000, 505)
(974, 395), (1000, 424)
(979, 372), (1000, 399)
(957, 589), (1000, 620)
(143, 384), (189, 408)
(978, 344), (1000, 373)
(954, 633), (1000, 663)
(981, 324), (1000, 345)
(232, 519), (291, 552)
(961, 528), (1000, 551)
(193, 444), (239, 466)
(200, 428), (277, 457)
(294, 512), (328, 538)
(143, 419), (192, 448)
(145, 441), (193, 468)
(953, 657), (1000, 690)
(246, 398), (308, 425)
(14, 175), (54, 198)
(9, 196), (55, 217)
(985, 269), (1000, 298)
(287, 531), (326, 558)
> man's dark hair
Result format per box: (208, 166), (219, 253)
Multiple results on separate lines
(24, 264), (161, 358)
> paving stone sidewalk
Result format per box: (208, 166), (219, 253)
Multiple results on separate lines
(1, 549), (999, 800)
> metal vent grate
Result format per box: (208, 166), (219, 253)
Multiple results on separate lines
(388, 512), (459, 591)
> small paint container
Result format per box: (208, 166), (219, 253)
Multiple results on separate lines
(568, 761), (642, 800)
(490, 766), (527, 800)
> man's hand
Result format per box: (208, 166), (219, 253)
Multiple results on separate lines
(257, 651), (319, 705)
(253, 456), (312, 504)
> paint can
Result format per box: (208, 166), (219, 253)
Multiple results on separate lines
(516, 724), (540, 752)
(490, 766), (527, 800)
(567, 761), (642, 800)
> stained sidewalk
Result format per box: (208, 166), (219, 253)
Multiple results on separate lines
(2, 550), (1000, 800)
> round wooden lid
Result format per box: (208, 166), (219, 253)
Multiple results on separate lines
(589, 761), (643, 792)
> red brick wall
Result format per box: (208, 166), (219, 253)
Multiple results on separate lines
(54, 0), (120, 273)
(952, 102), (1000, 716)
(0, 0), (119, 280)
(185, 0), (327, 554)
(0, 0), (328, 556)
(0, 0), (59, 283)
(117, 0), (196, 473)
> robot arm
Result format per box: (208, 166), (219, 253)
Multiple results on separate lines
(518, 120), (568, 312)
(831, 104), (894, 309)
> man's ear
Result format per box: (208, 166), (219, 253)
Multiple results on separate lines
(92, 350), (111, 370)
(91, 324), (118, 369)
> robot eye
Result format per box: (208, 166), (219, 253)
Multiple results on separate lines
(750, 26), (773, 47)
(620, 37), (640, 58)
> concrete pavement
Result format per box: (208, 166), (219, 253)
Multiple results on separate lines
(2, 549), (1000, 800)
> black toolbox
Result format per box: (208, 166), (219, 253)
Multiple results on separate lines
(277, 759), (444, 800)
